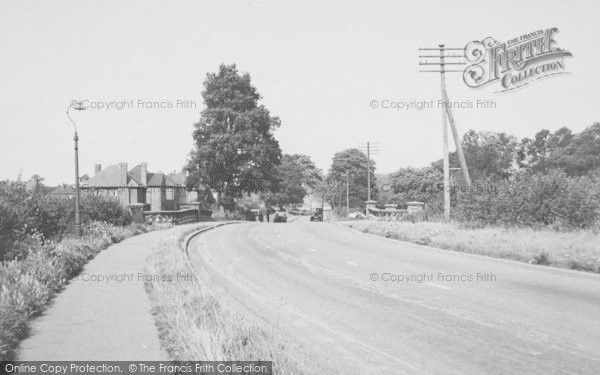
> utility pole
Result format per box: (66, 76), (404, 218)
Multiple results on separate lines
(346, 173), (349, 215)
(419, 45), (471, 221)
(341, 172), (351, 216)
(367, 142), (371, 201)
(440, 45), (451, 221)
(359, 142), (378, 202)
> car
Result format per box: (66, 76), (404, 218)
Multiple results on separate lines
(246, 209), (260, 221)
(348, 211), (365, 219)
(310, 208), (323, 222)
(273, 211), (287, 223)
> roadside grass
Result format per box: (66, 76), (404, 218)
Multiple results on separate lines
(342, 220), (600, 273)
(144, 225), (325, 375)
(0, 222), (169, 360)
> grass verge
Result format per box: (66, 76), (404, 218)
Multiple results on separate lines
(0, 221), (169, 360)
(342, 220), (600, 273)
(144, 224), (324, 374)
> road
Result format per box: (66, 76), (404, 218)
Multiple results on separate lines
(187, 218), (600, 374)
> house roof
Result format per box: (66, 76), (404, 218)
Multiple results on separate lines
(147, 173), (165, 187)
(129, 164), (179, 187)
(129, 165), (147, 185)
(86, 164), (141, 187)
(88, 163), (186, 188)
(167, 172), (187, 186)
(50, 184), (74, 195)
(130, 164), (162, 187)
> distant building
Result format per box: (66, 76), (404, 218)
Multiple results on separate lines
(24, 176), (42, 196)
(49, 184), (74, 199)
(81, 162), (191, 211)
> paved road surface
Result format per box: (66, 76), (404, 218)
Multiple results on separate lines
(188, 218), (600, 374)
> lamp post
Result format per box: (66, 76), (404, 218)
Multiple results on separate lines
(66, 101), (87, 236)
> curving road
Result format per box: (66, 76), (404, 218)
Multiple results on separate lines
(187, 218), (600, 374)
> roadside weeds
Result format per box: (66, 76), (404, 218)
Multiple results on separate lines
(341, 220), (600, 273)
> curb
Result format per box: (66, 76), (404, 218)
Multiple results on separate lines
(181, 221), (241, 276)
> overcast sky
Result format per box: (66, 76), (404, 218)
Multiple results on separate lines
(1, 0), (599, 185)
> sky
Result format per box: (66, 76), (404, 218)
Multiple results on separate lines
(1, 0), (599, 185)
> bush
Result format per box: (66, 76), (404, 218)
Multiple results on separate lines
(0, 181), (133, 261)
(455, 170), (600, 229)
(80, 196), (133, 227)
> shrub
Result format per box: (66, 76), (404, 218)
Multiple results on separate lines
(80, 196), (133, 227)
(455, 170), (600, 229)
(0, 184), (134, 261)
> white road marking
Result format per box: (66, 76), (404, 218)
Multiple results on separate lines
(307, 248), (318, 252)
(426, 283), (451, 290)
(346, 261), (359, 267)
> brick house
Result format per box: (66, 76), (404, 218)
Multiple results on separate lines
(83, 162), (188, 211)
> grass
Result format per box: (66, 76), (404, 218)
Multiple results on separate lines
(342, 220), (600, 273)
(144, 225), (325, 375)
(0, 221), (168, 360)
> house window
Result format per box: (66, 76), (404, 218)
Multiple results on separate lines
(166, 188), (174, 200)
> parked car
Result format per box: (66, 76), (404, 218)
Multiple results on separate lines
(348, 211), (365, 219)
(274, 211), (288, 223)
(310, 208), (323, 222)
(246, 209), (260, 221)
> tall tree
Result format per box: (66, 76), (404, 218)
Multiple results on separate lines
(434, 130), (518, 181)
(382, 166), (443, 204)
(284, 154), (323, 189)
(327, 148), (376, 208)
(549, 123), (600, 176)
(262, 154), (322, 207)
(517, 127), (573, 173)
(186, 64), (282, 200)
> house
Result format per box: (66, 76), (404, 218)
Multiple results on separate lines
(49, 184), (75, 199)
(82, 162), (191, 211)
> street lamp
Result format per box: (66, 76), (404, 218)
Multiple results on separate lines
(66, 101), (87, 236)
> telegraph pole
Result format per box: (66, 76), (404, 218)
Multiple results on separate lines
(341, 172), (351, 216)
(419, 45), (471, 221)
(440, 45), (451, 221)
(359, 142), (378, 202)
(367, 142), (371, 201)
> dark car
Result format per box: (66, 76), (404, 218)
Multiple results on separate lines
(273, 211), (287, 223)
(310, 208), (323, 222)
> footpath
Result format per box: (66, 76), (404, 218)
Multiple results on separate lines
(17, 229), (176, 360)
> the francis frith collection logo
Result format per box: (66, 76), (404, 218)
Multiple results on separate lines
(463, 28), (573, 92)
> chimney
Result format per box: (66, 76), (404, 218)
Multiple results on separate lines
(118, 163), (128, 185)
(94, 164), (102, 175)
(141, 162), (147, 186)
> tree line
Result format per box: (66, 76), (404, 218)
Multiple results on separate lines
(185, 64), (600, 229)
(381, 125), (600, 228)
